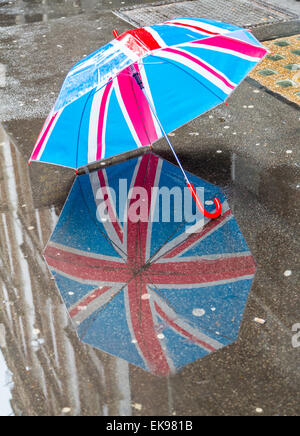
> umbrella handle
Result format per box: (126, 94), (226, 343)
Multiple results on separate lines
(187, 183), (222, 219)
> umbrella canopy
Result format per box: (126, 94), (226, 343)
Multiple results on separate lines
(30, 17), (267, 169)
(44, 153), (256, 376)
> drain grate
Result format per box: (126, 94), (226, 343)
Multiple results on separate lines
(114, 0), (296, 29)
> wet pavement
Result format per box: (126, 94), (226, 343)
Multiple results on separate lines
(0, 0), (300, 417)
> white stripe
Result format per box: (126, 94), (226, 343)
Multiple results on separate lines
(123, 286), (150, 370)
(49, 265), (127, 287)
(35, 110), (54, 146)
(138, 63), (162, 139)
(71, 285), (123, 325)
(157, 250), (253, 263)
(148, 289), (176, 373)
(152, 291), (223, 351)
(186, 41), (262, 63)
(113, 76), (143, 148)
(164, 22), (215, 37)
(178, 47), (237, 87)
(156, 50), (233, 95)
(145, 26), (167, 48)
(151, 202), (231, 262)
(47, 241), (125, 264)
(153, 274), (256, 290)
(165, 18), (229, 35)
(36, 109), (63, 160)
(90, 170), (126, 255)
(145, 158), (163, 262)
(100, 84), (113, 160)
(88, 86), (108, 163)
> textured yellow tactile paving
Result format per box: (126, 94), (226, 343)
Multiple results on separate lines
(250, 34), (300, 105)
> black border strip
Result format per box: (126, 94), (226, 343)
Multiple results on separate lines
(246, 77), (300, 111)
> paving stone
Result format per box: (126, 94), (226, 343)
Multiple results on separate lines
(276, 79), (296, 87)
(258, 68), (278, 76)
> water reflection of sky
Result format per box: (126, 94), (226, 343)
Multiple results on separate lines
(0, 348), (13, 417)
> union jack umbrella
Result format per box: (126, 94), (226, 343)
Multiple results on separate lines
(29, 17), (267, 219)
(44, 153), (257, 376)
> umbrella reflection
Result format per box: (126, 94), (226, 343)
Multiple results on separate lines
(44, 153), (256, 376)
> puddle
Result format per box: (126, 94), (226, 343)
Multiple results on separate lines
(0, 98), (299, 413)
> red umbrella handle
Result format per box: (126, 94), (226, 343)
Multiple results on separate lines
(187, 183), (222, 220)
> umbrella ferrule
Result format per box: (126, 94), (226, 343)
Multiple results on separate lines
(133, 72), (144, 90)
(129, 65), (144, 90)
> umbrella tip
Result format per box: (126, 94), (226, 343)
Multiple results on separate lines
(28, 160), (31, 166)
(113, 29), (119, 39)
(75, 169), (78, 175)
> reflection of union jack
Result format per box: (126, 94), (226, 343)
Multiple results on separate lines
(45, 154), (256, 375)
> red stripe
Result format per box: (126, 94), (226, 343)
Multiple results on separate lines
(127, 281), (171, 376)
(119, 28), (162, 53)
(69, 286), (111, 318)
(148, 255), (257, 285)
(195, 35), (267, 58)
(155, 303), (216, 352)
(127, 154), (159, 266)
(117, 66), (158, 147)
(31, 112), (58, 160)
(163, 209), (232, 259)
(96, 80), (113, 161)
(165, 48), (235, 90)
(44, 246), (131, 283)
(165, 21), (219, 36)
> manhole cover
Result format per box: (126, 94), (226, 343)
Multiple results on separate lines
(114, 0), (296, 29)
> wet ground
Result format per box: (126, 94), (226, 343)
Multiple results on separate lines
(0, 0), (300, 416)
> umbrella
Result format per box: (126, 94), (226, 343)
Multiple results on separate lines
(44, 153), (257, 376)
(29, 17), (267, 219)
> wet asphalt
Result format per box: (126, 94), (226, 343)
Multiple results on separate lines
(0, 0), (299, 416)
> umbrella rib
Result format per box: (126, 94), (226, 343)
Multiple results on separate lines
(144, 220), (188, 266)
(79, 282), (129, 340)
(145, 54), (227, 106)
(77, 176), (130, 265)
(76, 87), (95, 169)
(143, 270), (178, 314)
